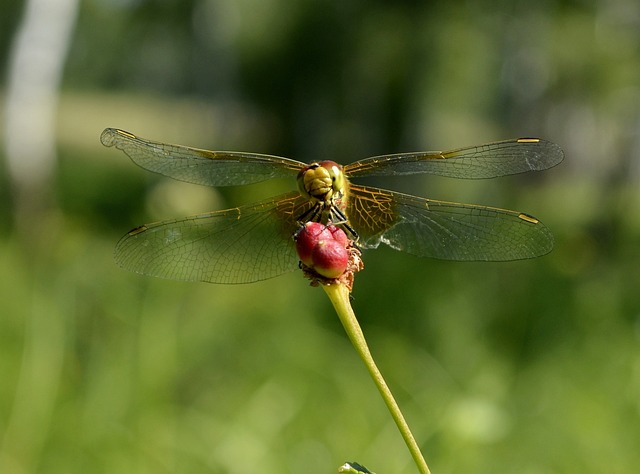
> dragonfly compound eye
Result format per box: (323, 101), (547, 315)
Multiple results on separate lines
(297, 161), (345, 203)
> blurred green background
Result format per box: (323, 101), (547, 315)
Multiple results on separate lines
(1, 0), (639, 473)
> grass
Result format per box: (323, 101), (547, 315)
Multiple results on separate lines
(1, 119), (639, 473)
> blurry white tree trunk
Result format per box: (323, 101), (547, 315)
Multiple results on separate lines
(4, 0), (79, 229)
(0, 1), (78, 473)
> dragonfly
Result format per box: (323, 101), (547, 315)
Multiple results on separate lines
(101, 128), (563, 284)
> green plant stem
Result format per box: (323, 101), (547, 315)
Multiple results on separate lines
(322, 283), (432, 474)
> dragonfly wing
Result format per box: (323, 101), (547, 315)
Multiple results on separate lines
(347, 185), (553, 261)
(114, 192), (313, 284)
(101, 128), (305, 186)
(344, 138), (564, 179)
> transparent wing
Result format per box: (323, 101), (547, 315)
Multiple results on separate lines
(101, 128), (305, 186)
(114, 192), (314, 284)
(344, 138), (564, 179)
(347, 185), (553, 261)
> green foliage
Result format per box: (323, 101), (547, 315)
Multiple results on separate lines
(2, 0), (640, 472)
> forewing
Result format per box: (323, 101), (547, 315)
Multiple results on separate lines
(344, 138), (564, 179)
(101, 128), (305, 186)
(114, 192), (313, 284)
(347, 185), (553, 261)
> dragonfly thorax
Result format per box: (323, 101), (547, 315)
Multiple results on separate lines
(297, 160), (346, 204)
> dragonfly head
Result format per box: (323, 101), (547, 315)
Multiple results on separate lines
(297, 160), (346, 204)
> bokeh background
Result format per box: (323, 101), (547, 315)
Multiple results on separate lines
(1, 1), (639, 473)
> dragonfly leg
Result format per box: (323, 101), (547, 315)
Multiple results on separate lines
(295, 202), (359, 242)
(329, 206), (359, 241)
(296, 202), (324, 225)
